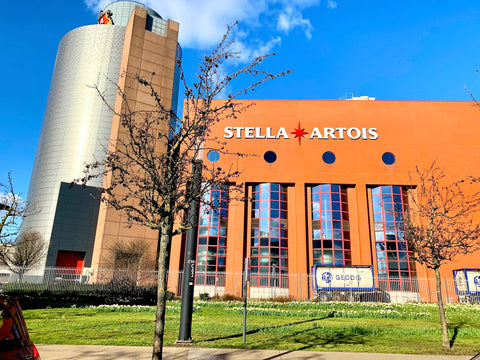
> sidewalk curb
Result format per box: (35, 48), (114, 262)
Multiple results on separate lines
(35, 345), (475, 360)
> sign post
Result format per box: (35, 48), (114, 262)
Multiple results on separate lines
(243, 258), (250, 344)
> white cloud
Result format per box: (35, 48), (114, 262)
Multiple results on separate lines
(0, 193), (24, 211)
(231, 36), (282, 64)
(276, 6), (313, 39)
(207, 35), (282, 98)
(84, 0), (323, 50)
(84, 0), (342, 71)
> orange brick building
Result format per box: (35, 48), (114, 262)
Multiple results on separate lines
(169, 99), (480, 300)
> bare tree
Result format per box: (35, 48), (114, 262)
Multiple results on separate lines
(403, 162), (480, 350)
(108, 238), (155, 287)
(77, 24), (290, 360)
(0, 173), (25, 244)
(0, 229), (46, 282)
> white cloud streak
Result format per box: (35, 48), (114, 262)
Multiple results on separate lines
(327, 0), (338, 9)
(231, 36), (282, 64)
(277, 6), (313, 39)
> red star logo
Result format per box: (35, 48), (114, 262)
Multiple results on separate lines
(291, 122), (308, 144)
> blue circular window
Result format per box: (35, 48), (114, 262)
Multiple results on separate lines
(264, 151), (277, 163)
(322, 151), (336, 164)
(382, 152), (395, 165)
(207, 150), (220, 163)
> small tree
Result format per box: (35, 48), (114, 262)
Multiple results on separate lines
(0, 229), (46, 282)
(403, 162), (480, 350)
(77, 24), (290, 360)
(0, 173), (25, 244)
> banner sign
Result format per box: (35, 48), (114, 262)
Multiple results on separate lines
(313, 265), (375, 290)
(454, 269), (480, 294)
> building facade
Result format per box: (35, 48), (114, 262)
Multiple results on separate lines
(22, 2), (480, 301)
(23, 1), (180, 271)
(168, 99), (480, 300)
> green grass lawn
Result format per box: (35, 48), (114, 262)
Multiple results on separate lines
(23, 301), (480, 355)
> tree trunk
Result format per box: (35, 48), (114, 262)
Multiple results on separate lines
(152, 215), (174, 360)
(435, 268), (450, 350)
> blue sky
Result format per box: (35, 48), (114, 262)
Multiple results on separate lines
(1, 0), (480, 198)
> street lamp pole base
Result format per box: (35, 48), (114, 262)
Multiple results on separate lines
(175, 339), (193, 345)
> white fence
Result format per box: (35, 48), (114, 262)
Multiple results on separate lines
(0, 266), (478, 304)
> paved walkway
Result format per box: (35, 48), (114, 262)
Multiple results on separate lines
(35, 345), (476, 360)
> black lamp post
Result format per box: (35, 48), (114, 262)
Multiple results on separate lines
(177, 159), (202, 342)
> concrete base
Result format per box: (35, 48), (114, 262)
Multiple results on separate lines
(249, 286), (289, 299)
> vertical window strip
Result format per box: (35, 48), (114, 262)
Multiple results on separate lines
(250, 183), (289, 288)
(311, 184), (351, 266)
(371, 185), (416, 292)
(195, 186), (229, 287)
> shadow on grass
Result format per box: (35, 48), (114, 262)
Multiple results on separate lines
(197, 313), (334, 343)
(197, 311), (369, 355)
(449, 320), (466, 348)
(256, 324), (367, 358)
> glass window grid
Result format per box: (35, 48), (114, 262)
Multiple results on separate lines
(250, 183), (289, 288)
(195, 186), (228, 286)
(371, 185), (417, 291)
(311, 184), (351, 265)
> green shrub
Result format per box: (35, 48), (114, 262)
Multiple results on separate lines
(166, 290), (175, 301)
(199, 293), (211, 301)
(220, 293), (242, 301)
(1, 284), (171, 308)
